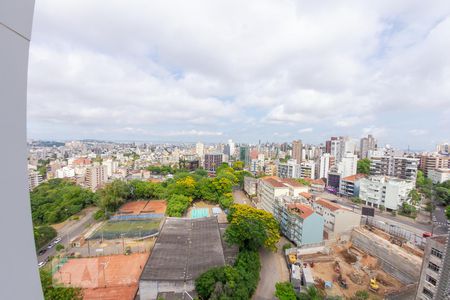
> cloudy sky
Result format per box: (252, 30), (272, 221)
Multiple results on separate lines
(28, 0), (450, 150)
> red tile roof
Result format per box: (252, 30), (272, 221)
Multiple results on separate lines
(342, 173), (366, 182)
(315, 199), (341, 212)
(300, 192), (313, 199)
(312, 178), (326, 186)
(281, 178), (305, 187)
(287, 203), (314, 219)
(262, 177), (288, 188)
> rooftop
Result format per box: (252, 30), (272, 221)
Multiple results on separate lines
(342, 173), (366, 182)
(286, 203), (314, 219)
(140, 217), (227, 282)
(315, 198), (342, 212)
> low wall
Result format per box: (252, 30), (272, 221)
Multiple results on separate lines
(351, 228), (421, 284)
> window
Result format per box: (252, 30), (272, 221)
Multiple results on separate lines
(431, 248), (443, 259)
(428, 262), (440, 273)
(426, 274), (437, 286)
(422, 287), (433, 298)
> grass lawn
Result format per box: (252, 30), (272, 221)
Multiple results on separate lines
(90, 219), (161, 240)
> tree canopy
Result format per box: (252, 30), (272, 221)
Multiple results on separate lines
(275, 282), (297, 300)
(31, 179), (95, 225)
(40, 269), (83, 300)
(357, 159), (371, 175)
(225, 204), (280, 251)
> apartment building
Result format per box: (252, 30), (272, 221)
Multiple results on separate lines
(420, 155), (450, 177)
(300, 161), (315, 179)
(292, 140), (303, 164)
(360, 134), (377, 159)
(278, 159), (300, 179)
(359, 176), (414, 210)
(416, 235), (449, 300)
(244, 176), (258, 197)
(204, 153), (223, 172)
(313, 199), (361, 238)
(257, 177), (309, 214)
(428, 168), (450, 184)
(337, 152), (358, 178)
(370, 155), (419, 180)
(28, 170), (43, 191)
(315, 153), (335, 179)
(273, 199), (324, 246)
(85, 165), (108, 191)
(55, 166), (75, 179)
(339, 174), (366, 197)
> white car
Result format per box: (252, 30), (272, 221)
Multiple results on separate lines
(38, 261), (46, 268)
(47, 243), (54, 249)
(54, 237), (62, 244)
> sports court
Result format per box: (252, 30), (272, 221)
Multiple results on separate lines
(191, 208), (210, 219)
(89, 219), (161, 240)
(53, 253), (148, 300)
(118, 200), (166, 215)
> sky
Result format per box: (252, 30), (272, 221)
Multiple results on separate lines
(27, 0), (450, 150)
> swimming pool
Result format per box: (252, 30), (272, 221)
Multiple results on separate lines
(191, 208), (209, 219)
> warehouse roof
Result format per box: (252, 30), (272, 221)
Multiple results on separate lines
(140, 217), (226, 281)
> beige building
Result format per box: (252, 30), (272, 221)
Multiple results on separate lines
(85, 165), (107, 191)
(313, 199), (361, 238)
(428, 168), (450, 184)
(292, 140), (303, 164)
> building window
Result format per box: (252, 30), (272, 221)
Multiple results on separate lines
(428, 262), (440, 273)
(431, 248), (443, 259)
(426, 274), (437, 286)
(422, 287), (433, 298)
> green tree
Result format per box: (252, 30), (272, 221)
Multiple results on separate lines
(232, 161), (244, 170)
(55, 244), (64, 251)
(297, 178), (311, 186)
(357, 159), (371, 175)
(297, 286), (323, 300)
(96, 179), (130, 212)
(446, 206), (450, 220)
(34, 225), (57, 249)
(409, 189), (421, 205)
(39, 269), (83, 300)
(166, 194), (192, 217)
(275, 282), (297, 300)
(225, 204), (280, 251)
(351, 290), (369, 300)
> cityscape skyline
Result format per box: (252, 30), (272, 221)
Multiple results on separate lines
(27, 1), (450, 149)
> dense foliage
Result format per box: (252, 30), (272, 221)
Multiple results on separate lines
(225, 204), (280, 251)
(40, 269), (82, 300)
(31, 179), (95, 225)
(435, 180), (450, 205)
(275, 282), (297, 300)
(416, 170), (433, 198)
(34, 225), (57, 249)
(195, 250), (260, 300)
(166, 194), (193, 217)
(356, 158), (371, 175)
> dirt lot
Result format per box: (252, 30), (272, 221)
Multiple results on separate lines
(118, 200), (166, 215)
(307, 243), (404, 299)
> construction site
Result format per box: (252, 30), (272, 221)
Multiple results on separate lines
(285, 224), (424, 299)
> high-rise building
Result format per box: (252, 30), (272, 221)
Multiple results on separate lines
(28, 170), (43, 191)
(337, 153), (358, 178)
(437, 143), (449, 155)
(204, 153), (223, 172)
(228, 139), (235, 157)
(416, 234), (450, 299)
(195, 142), (204, 158)
(85, 165), (108, 191)
(316, 153), (334, 179)
(239, 145), (250, 167)
(325, 137), (337, 154)
(292, 140), (303, 164)
(370, 155), (419, 180)
(360, 134), (377, 159)
(419, 154), (450, 177)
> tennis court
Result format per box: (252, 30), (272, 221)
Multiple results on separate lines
(88, 220), (161, 240)
(191, 208), (209, 219)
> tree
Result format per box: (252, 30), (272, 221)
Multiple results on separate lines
(96, 179), (130, 212)
(409, 189), (421, 205)
(297, 286), (323, 300)
(446, 206), (450, 220)
(34, 225), (57, 249)
(225, 204), (280, 251)
(357, 159), (371, 175)
(40, 269), (83, 300)
(232, 161), (244, 170)
(166, 194), (192, 217)
(55, 244), (64, 251)
(275, 282), (297, 300)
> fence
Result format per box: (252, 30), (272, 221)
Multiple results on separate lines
(363, 216), (426, 249)
(109, 213), (164, 221)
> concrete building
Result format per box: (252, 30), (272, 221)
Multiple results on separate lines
(28, 170), (43, 191)
(327, 171), (341, 193)
(316, 153), (334, 179)
(437, 143), (449, 155)
(195, 142), (204, 158)
(300, 161), (315, 179)
(55, 166), (75, 179)
(277, 159), (300, 179)
(239, 145), (250, 167)
(337, 152), (358, 178)
(204, 153), (223, 172)
(258, 177), (309, 214)
(102, 158), (118, 177)
(273, 199), (324, 246)
(428, 168), (450, 184)
(360, 134), (377, 159)
(312, 199), (361, 238)
(359, 176), (414, 210)
(416, 235), (449, 300)
(420, 154), (450, 177)
(339, 174), (366, 197)
(370, 155), (419, 180)
(179, 155), (200, 171)
(292, 140), (303, 164)
(85, 165), (107, 191)
(139, 217), (236, 299)
(244, 176), (258, 197)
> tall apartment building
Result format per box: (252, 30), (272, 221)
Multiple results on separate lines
(28, 170), (43, 191)
(239, 145), (250, 167)
(370, 155), (419, 180)
(325, 137), (338, 154)
(360, 134), (377, 159)
(420, 155), (450, 177)
(437, 143), (449, 155)
(315, 153), (335, 179)
(204, 153), (223, 172)
(337, 152), (358, 178)
(102, 158), (118, 177)
(195, 142), (204, 158)
(85, 165), (108, 191)
(416, 234), (450, 300)
(359, 176), (414, 210)
(428, 168), (450, 184)
(300, 161), (315, 179)
(277, 160), (300, 179)
(292, 140), (303, 164)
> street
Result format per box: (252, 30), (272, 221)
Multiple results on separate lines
(37, 207), (98, 265)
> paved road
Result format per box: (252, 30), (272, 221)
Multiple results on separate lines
(432, 198), (449, 235)
(253, 239), (289, 300)
(37, 207), (98, 266)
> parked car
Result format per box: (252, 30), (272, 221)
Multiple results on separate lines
(47, 243), (54, 249)
(38, 249), (46, 255)
(38, 261), (46, 268)
(54, 237), (62, 244)
(423, 232), (432, 238)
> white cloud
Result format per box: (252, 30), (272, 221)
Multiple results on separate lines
(298, 128), (313, 133)
(409, 129), (428, 136)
